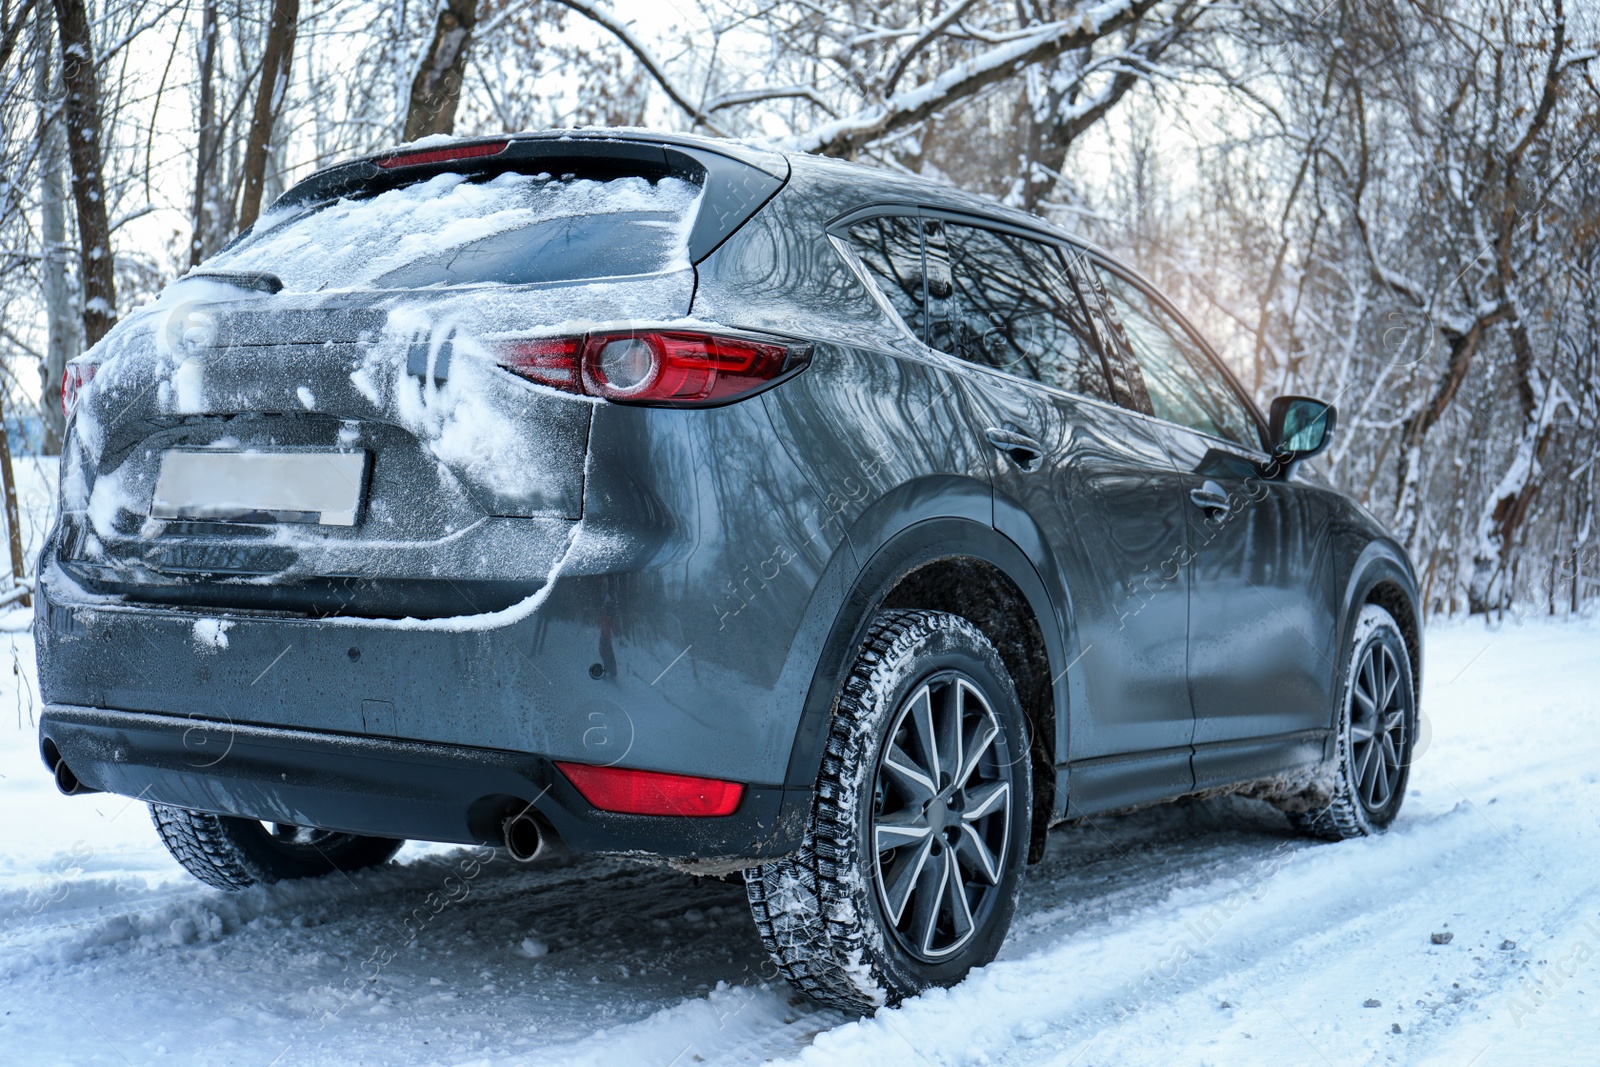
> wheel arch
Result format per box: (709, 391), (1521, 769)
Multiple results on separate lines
(1339, 541), (1424, 709)
(781, 481), (1070, 864)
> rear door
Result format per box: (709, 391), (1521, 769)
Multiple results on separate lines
(922, 216), (1195, 813)
(1085, 261), (1339, 787)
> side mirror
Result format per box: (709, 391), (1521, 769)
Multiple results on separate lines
(1267, 395), (1336, 473)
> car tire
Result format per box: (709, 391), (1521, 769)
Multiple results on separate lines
(150, 804), (404, 891)
(746, 609), (1031, 1013)
(1289, 603), (1418, 840)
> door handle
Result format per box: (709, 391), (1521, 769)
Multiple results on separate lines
(984, 427), (1045, 472)
(1188, 480), (1232, 515)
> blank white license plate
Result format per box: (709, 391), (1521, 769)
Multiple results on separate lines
(150, 451), (368, 525)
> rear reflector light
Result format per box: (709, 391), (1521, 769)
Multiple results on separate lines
(376, 140), (509, 169)
(554, 761), (744, 817)
(493, 329), (807, 406)
(61, 361), (100, 417)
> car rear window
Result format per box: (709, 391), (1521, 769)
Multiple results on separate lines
(206, 171), (704, 293)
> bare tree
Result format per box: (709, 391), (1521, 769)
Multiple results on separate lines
(0, 0), (1594, 618)
(1010, 0), (1212, 212)
(51, 0), (115, 347)
(553, 0), (1196, 164)
(1336, 1), (1581, 605)
(237, 0), (300, 230)
(404, 0), (478, 141)
(33, 0), (73, 450)
(189, 0), (220, 265)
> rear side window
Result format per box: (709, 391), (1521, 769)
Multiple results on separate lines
(1093, 267), (1261, 448)
(845, 216), (928, 337)
(207, 171), (703, 292)
(1063, 247), (1153, 413)
(927, 221), (1113, 404)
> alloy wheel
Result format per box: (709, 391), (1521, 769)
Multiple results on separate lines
(871, 672), (1011, 961)
(1349, 640), (1409, 811)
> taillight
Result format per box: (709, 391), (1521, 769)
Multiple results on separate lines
(493, 329), (807, 406)
(554, 761), (744, 817)
(497, 336), (582, 392)
(61, 361), (100, 417)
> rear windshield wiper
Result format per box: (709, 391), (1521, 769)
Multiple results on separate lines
(184, 270), (284, 294)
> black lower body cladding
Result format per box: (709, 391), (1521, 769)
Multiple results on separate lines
(39, 704), (806, 858)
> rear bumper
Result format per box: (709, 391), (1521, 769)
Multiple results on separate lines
(39, 704), (809, 859)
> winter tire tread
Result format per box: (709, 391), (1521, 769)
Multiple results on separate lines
(150, 804), (403, 890)
(746, 608), (1027, 1014)
(1289, 603), (1416, 841)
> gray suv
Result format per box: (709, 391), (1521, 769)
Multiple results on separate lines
(37, 129), (1421, 1012)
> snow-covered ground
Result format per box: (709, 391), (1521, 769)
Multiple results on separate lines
(1, 466), (1596, 1065)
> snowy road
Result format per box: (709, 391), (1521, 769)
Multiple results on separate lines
(2, 617), (1597, 1066)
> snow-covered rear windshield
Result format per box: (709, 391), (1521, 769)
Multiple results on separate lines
(206, 171), (704, 292)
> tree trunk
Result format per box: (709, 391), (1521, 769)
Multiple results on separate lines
(1015, 1), (1205, 215)
(261, 103), (291, 207)
(188, 0), (218, 266)
(52, 0), (116, 347)
(1467, 327), (1569, 614)
(236, 0), (299, 231)
(0, 407), (29, 608)
(403, 0), (478, 142)
(1391, 317), (1498, 547)
(1575, 547), (1583, 616)
(35, 0), (76, 452)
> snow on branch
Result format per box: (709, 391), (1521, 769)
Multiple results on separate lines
(91, 0), (189, 73)
(1045, 0), (1207, 145)
(784, 0), (1160, 158)
(881, 0), (982, 97)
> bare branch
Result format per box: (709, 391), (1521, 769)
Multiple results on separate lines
(704, 84), (837, 117)
(0, 0), (38, 75)
(881, 0), (980, 98)
(788, 0), (1163, 158)
(547, 0), (730, 136)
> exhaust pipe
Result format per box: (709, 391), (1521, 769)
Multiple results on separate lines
(53, 758), (100, 797)
(502, 810), (547, 863)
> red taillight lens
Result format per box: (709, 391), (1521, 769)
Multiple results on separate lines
(61, 361), (100, 417)
(493, 329), (804, 406)
(554, 761), (744, 817)
(375, 139), (509, 169)
(495, 336), (582, 392)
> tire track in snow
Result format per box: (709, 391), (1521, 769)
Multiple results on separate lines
(761, 623), (1600, 1067)
(4, 622), (1595, 1064)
